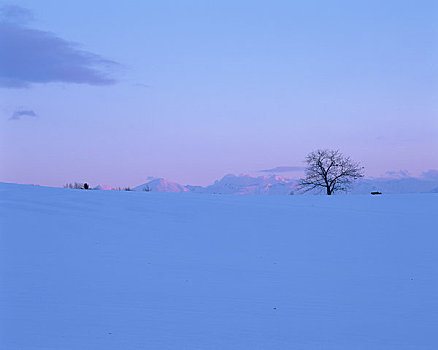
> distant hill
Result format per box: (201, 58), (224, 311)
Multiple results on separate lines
(93, 184), (114, 190)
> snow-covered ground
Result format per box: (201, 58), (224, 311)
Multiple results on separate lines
(1, 183), (437, 349)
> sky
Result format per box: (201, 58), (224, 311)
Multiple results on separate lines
(0, 0), (437, 187)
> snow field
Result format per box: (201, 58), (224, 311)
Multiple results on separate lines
(1, 183), (437, 349)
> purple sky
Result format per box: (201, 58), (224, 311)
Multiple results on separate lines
(0, 1), (437, 187)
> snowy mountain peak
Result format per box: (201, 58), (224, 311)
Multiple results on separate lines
(197, 174), (297, 195)
(133, 178), (190, 193)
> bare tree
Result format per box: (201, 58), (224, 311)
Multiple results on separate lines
(298, 149), (364, 195)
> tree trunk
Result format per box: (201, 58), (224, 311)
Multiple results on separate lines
(326, 187), (332, 195)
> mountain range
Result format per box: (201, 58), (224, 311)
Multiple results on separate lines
(94, 172), (438, 195)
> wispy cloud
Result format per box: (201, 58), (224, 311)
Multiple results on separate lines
(0, 5), (118, 88)
(384, 170), (411, 179)
(259, 166), (305, 173)
(9, 109), (37, 120)
(0, 4), (34, 24)
(133, 83), (151, 88)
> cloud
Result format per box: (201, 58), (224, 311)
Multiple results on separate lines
(259, 166), (305, 173)
(0, 6), (118, 88)
(384, 170), (411, 179)
(9, 109), (37, 120)
(133, 83), (151, 88)
(0, 4), (34, 24)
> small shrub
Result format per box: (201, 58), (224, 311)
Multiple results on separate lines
(63, 182), (87, 189)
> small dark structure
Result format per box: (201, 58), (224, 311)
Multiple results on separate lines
(83, 183), (89, 190)
(371, 191), (382, 195)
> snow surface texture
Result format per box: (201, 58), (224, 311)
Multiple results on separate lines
(1, 183), (437, 349)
